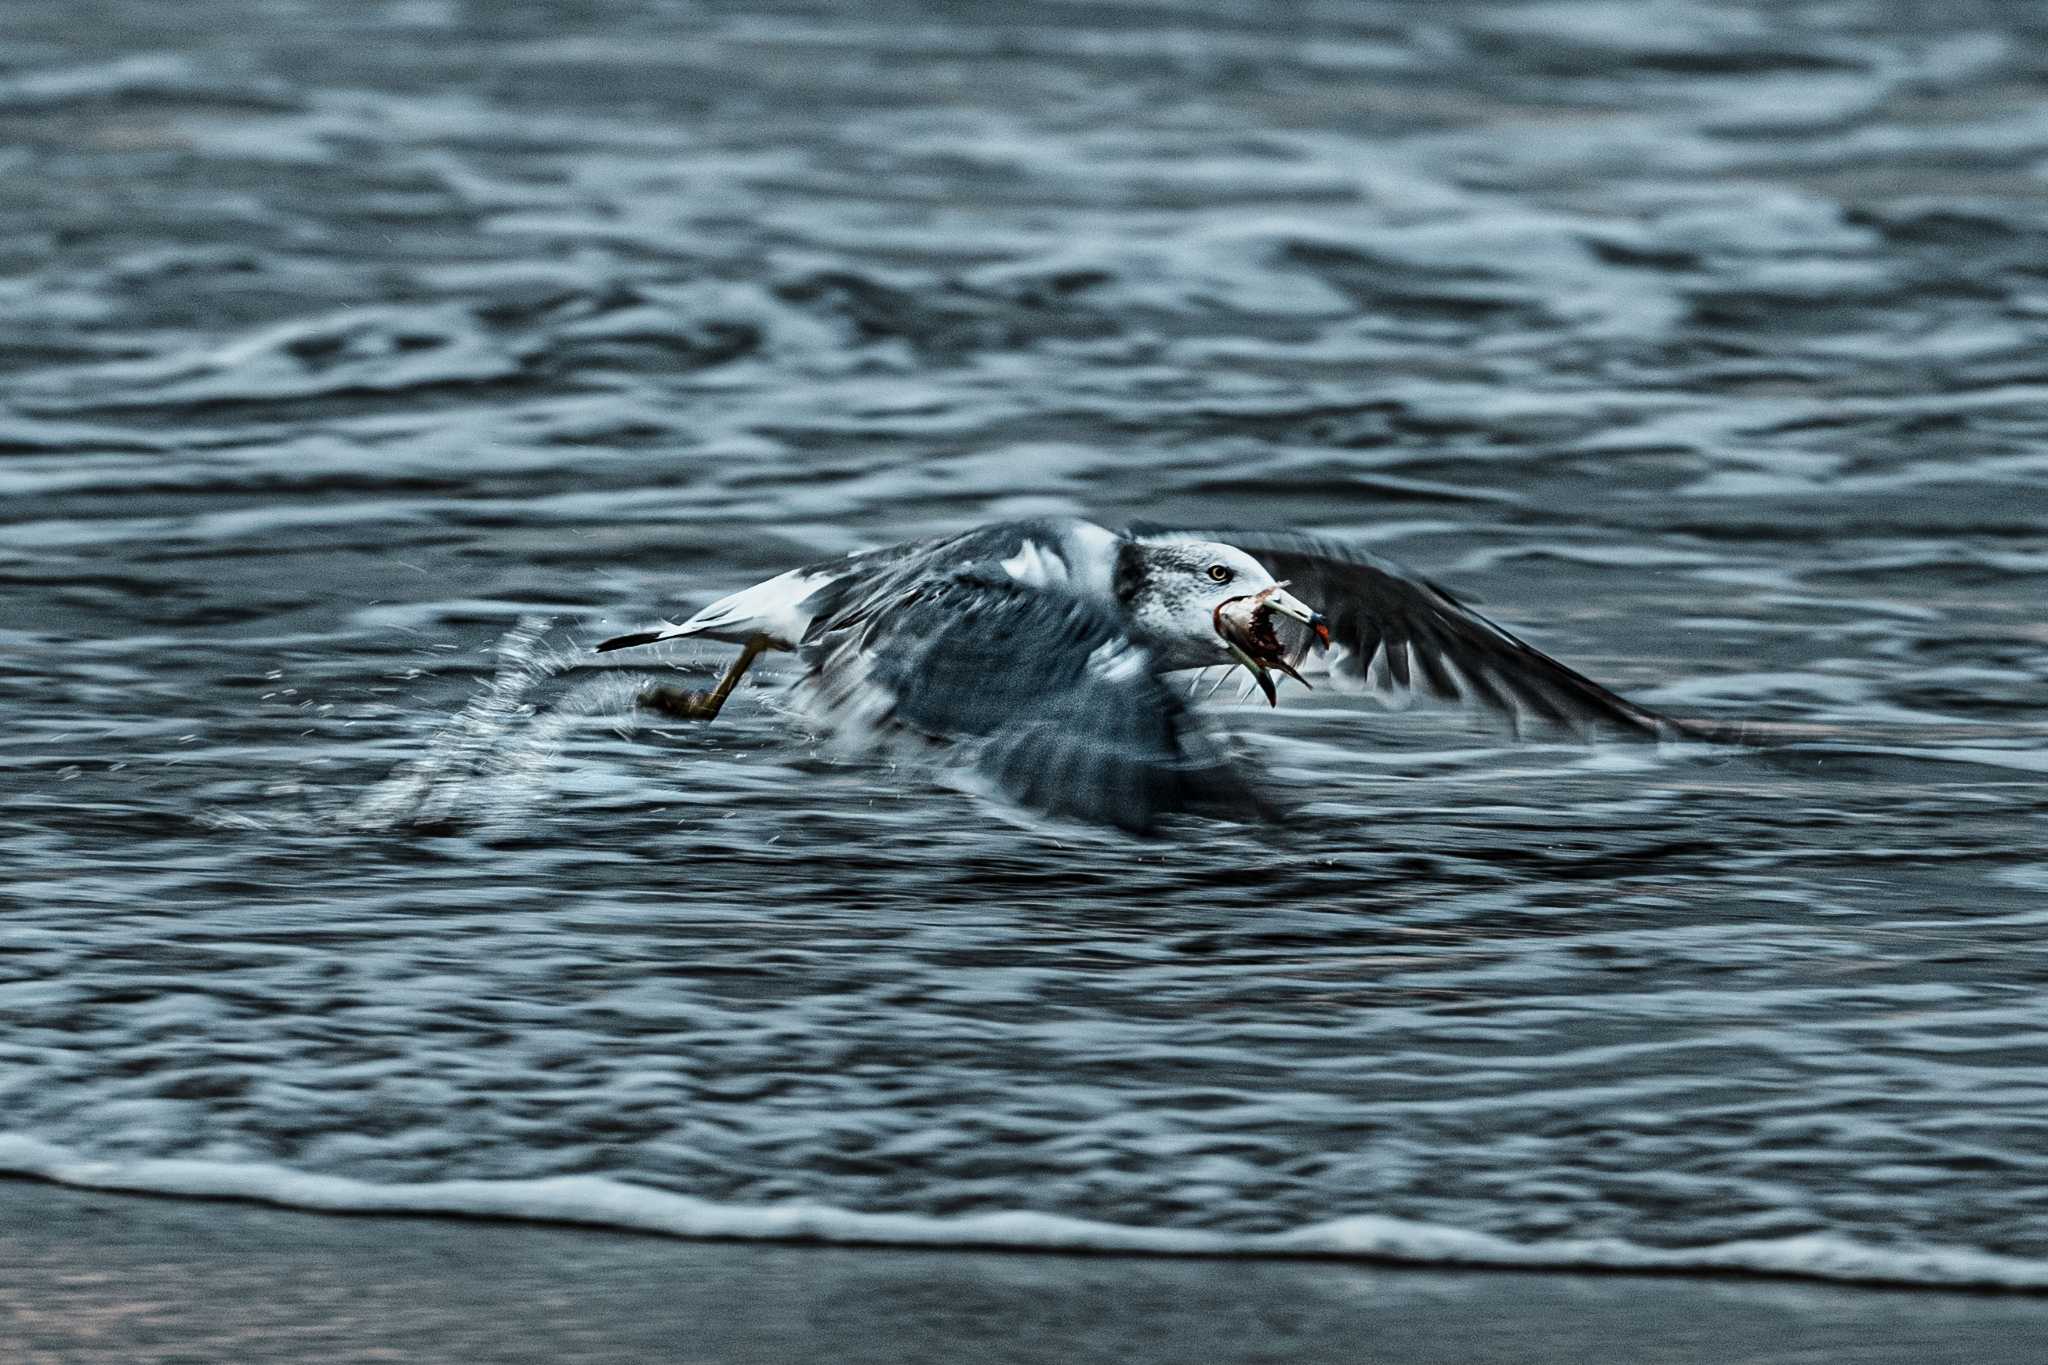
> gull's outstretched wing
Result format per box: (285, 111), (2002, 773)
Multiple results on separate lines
(1134, 526), (1678, 739)
(801, 566), (1273, 833)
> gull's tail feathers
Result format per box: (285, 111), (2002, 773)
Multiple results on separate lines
(594, 627), (681, 653)
(594, 564), (855, 655)
(593, 597), (745, 654)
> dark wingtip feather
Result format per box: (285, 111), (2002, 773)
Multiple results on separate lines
(1151, 527), (1722, 744)
(594, 629), (669, 654)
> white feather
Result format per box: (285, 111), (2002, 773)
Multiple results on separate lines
(1084, 638), (1148, 685)
(999, 540), (1067, 587)
(1059, 520), (1122, 593)
(667, 566), (838, 647)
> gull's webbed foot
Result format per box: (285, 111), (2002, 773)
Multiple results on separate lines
(637, 685), (726, 721)
(632, 637), (770, 723)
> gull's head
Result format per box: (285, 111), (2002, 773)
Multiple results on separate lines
(1118, 538), (1327, 698)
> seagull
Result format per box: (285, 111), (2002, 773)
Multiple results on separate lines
(594, 517), (1687, 832)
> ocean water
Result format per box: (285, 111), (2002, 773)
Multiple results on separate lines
(4, 0), (2047, 1291)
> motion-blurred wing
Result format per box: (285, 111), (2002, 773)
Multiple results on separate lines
(1136, 527), (1673, 738)
(802, 567), (1272, 832)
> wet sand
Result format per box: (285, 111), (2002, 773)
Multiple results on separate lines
(3, 1180), (2045, 1364)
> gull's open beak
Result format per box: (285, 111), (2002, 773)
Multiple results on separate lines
(1211, 581), (1332, 709)
(1264, 584), (1331, 648)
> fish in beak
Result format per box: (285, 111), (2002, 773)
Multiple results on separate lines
(1212, 582), (1331, 707)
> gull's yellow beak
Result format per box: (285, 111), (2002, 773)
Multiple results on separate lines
(1263, 584), (1330, 647)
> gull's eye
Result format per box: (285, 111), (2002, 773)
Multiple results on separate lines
(1207, 564), (1233, 584)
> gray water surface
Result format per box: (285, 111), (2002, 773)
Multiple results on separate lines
(3, 0), (2047, 1286)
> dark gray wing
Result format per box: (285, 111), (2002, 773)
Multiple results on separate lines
(802, 566), (1274, 833)
(1135, 527), (1676, 739)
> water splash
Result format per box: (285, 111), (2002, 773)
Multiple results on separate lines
(206, 618), (655, 836)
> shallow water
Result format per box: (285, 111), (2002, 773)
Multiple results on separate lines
(3, 0), (2047, 1289)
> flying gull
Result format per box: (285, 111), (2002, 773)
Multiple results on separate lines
(595, 517), (1686, 832)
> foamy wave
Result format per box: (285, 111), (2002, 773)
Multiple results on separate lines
(3, 1136), (2042, 1292)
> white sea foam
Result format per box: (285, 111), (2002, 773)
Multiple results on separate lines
(3, 1136), (2043, 1292)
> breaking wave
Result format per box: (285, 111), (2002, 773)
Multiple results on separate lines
(5, 1137), (2044, 1293)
